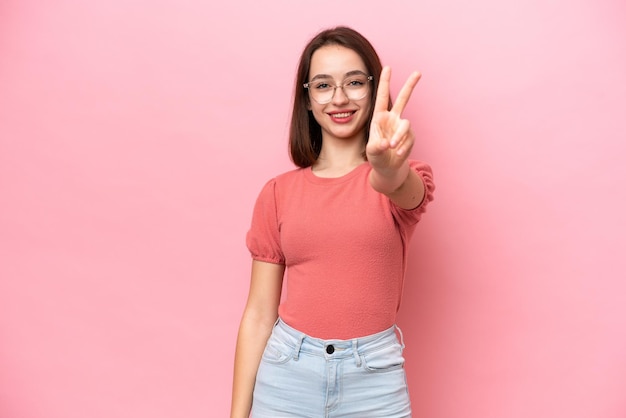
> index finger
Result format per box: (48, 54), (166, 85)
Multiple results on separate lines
(373, 66), (392, 113)
(390, 71), (421, 115)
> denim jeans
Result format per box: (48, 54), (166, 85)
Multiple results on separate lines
(251, 319), (411, 418)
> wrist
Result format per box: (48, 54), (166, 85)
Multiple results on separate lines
(368, 160), (410, 195)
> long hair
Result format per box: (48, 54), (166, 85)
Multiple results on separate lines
(289, 26), (386, 168)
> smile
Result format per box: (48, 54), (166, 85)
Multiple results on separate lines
(329, 111), (355, 118)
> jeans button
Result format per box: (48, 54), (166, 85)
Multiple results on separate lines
(326, 345), (335, 354)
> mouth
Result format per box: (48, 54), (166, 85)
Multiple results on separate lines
(328, 111), (355, 118)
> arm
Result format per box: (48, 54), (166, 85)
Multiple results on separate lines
(230, 260), (285, 418)
(369, 162), (425, 210)
(367, 66), (425, 209)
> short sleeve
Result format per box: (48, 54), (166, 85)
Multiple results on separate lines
(390, 160), (435, 227)
(246, 179), (285, 264)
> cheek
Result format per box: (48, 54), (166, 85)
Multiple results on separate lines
(309, 105), (325, 123)
(363, 97), (374, 114)
(360, 101), (373, 123)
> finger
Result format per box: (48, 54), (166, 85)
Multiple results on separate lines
(392, 131), (414, 156)
(391, 71), (421, 115)
(396, 137), (414, 156)
(373, 66), (391, 113)
(366, 136), (390, 156)
(390, 119), (411, 147)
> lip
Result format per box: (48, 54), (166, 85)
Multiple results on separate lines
(327, 110), (357, 123)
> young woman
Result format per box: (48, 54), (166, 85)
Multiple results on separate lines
(231, 26), (435, 417)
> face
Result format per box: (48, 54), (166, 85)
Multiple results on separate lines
(307, 45), (372, 145)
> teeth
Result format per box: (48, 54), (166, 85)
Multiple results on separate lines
(332, 112), (352, 118)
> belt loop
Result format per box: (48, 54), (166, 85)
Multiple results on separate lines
(395, 325), (405, 350)
(352, 338), (362, 367)
(292, 334), (305, 361)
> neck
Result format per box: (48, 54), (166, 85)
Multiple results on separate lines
(312, 139), (366, 177)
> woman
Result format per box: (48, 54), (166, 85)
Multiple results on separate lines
(231, 26), (435, 417)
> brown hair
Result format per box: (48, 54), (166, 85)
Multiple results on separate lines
(289, 26), (387, 168)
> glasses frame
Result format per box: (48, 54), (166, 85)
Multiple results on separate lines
(304, 75), (374, 104)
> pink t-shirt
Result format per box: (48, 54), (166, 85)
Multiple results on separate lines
(246, 160), (435, 340)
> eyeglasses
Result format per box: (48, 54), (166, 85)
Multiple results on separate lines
(304, 74), (373, 104)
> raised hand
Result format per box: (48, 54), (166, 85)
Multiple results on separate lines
(366, 66), (421, 173)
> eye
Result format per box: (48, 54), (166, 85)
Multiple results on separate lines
(314, 82), (332, 90)
(345, 78), (366, 87)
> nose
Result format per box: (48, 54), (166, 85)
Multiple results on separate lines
(331, 85), (350, 104)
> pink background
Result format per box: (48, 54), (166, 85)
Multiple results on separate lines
(1, 0), (625, 417)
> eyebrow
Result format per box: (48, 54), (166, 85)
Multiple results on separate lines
(309, 70), (368, 82)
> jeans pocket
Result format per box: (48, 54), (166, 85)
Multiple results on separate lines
(362, 342), (405, 373)
(261, 336), (294, 365)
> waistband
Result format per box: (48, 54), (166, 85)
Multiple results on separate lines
(272, 318), (405, 364)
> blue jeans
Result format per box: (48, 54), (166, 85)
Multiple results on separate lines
(251, 319), (412, 418)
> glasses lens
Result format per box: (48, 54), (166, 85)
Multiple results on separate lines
(308, 80), (334, 104)
(343, 76), (370, 101)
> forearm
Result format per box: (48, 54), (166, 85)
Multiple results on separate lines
(230, 311), (276, 418)
(369, 161), (425, 210)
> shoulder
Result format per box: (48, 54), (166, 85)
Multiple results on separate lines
(253, 167), (307, 200)
(260, 167), (307, 191)
(274, 166), (307, 182)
